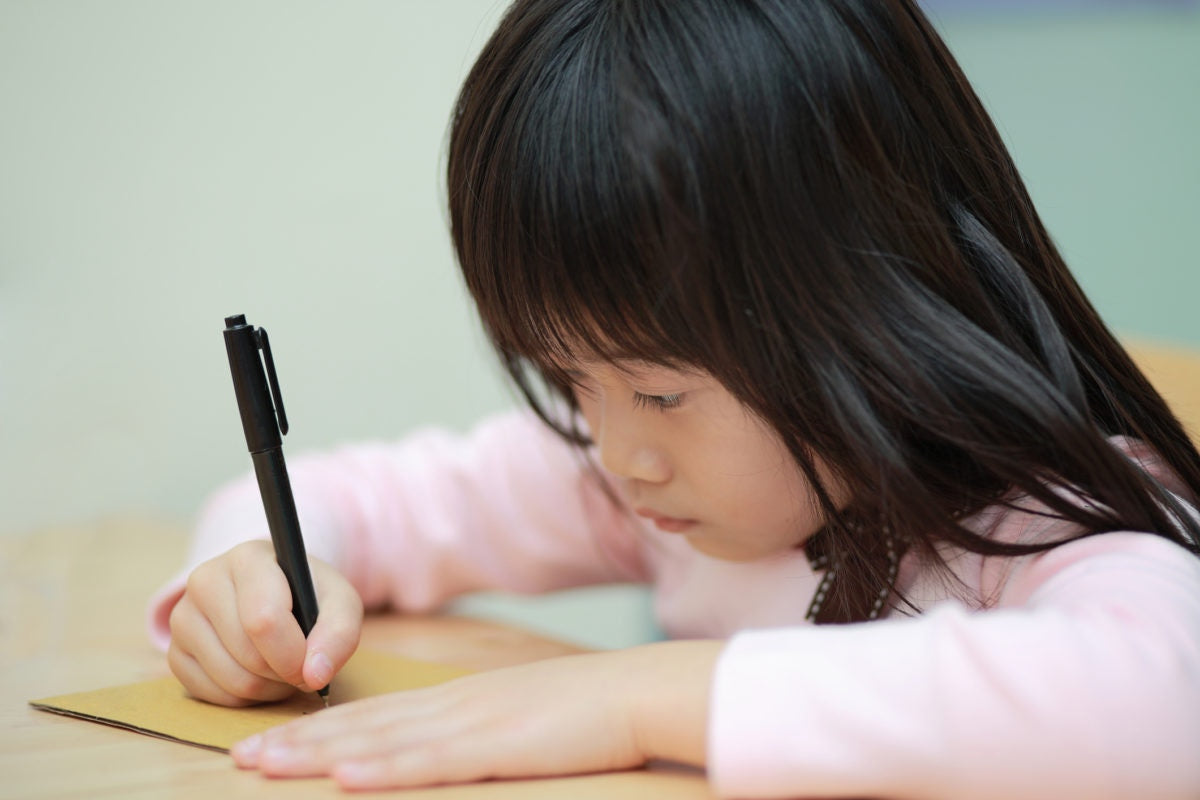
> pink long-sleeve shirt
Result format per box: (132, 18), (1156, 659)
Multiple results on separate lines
(147, 409), (1200, 799)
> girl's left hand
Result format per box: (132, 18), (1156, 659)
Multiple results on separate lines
(231, 640), (723, 791)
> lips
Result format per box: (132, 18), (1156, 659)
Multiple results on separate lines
(634, 508), (697, 533)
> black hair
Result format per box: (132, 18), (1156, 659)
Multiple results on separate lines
(447, 0), (1200, 622)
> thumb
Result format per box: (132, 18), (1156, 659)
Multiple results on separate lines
(300, 576), (363, 693)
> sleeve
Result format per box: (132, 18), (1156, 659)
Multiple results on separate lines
(707, 532), (1200, 800)
(146, 409), (650, 650)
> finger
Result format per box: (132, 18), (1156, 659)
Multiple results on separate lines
(232, 691), (438, 773)
(227, 546), (308, 687)
(168, 640), (250, 707)
(171, 598), (296, 704)
(333, 740), (497, 790)
(168, 639), (292, 707)
(234, 695), (410, 771)
(185, 550), (297, 685)
(330, 714), (622, 791)
(265, 685), (450, 746)
(301, 564), (364, 692)
(250, 695), (455, 778)
(251, 688), (486, 784)
(255, 726), (402, 777)
(332, 750), (445, 791)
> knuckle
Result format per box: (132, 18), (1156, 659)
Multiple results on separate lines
(186, 557), (226, 598)
(166, 641), (187, 676)
(241, 605), (282, 639)
(230, 539), (272, 568)
(227, 670), (270, 699)
(238, 648), (274, 678)
(167, 598), (188, 634)
(166, 645), (251, 708)
(184, 565), (209, 597)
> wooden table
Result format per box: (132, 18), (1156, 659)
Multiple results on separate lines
(1125, 340), (1200, 445)
(0, 518), (714, 799)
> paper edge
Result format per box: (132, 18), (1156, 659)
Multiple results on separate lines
(29, 701), (229, 753)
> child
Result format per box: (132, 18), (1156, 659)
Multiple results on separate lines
(148, 0), (1200, 796)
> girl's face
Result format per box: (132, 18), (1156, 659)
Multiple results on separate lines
(565, 359), (839, 562)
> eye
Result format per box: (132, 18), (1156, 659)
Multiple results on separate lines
(632, 392), (685, 412)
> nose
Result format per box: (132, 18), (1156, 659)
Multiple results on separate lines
(592, 401), (671, 485)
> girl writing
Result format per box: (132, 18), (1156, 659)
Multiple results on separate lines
(149, 0), (1200, 796)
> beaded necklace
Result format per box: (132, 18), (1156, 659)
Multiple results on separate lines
(804, 529), (900, 622)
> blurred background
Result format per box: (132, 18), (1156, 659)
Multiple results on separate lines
(2, 1), (1197, 648)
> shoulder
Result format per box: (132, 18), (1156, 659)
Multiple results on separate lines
(970, 436), (1198, 603)
(991, 530), (1200, 611)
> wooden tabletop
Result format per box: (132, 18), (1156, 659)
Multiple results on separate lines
(1125, 339), (1200, 446)
(0, 518), (713, 799)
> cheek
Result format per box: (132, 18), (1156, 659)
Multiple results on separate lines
(745, 469), (818, 528)
(723, 443), (826, 542)
(573, 393), (601, 433)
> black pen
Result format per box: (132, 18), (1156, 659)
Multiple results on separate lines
(222, 314), (329, 706)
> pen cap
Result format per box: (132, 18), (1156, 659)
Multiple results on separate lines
(223, 315), (283, 453)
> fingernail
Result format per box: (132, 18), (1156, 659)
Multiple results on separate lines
(309, 652), (333, 686)
(231, 734), (262, 764)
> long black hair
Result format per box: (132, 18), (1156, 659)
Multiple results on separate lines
(446, 0), (1200, 622)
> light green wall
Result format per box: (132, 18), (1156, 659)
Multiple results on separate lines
(935, 8), (1200, 347)
(0, 2), (515, 536)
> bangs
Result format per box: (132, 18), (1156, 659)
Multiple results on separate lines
(448, 1), (728, 391)
(447, 0), (854, 439)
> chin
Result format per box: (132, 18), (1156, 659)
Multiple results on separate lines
(684, 535), (768, 563)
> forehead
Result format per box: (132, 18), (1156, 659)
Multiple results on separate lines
(546, 348), (696, 378)
(527, 317), (691, 372)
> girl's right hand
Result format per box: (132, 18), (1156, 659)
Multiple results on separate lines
(167, 540), (364, 707)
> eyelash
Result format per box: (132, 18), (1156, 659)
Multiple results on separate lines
(562, 373), (686, 412)
(632, 392), (684, 412)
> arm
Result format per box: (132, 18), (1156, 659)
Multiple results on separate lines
(223, 530), (1200, 794)
(148, 409), (649, 648)
(708, 532), (1200, 800)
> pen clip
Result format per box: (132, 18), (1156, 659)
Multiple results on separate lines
(256, 327), (289, 436)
